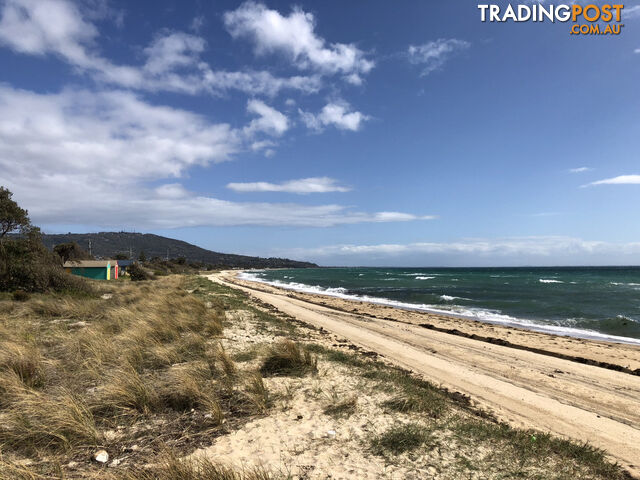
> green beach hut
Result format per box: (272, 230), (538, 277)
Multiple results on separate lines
(63, 260), (118, 280)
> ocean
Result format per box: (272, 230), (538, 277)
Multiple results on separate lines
(240, 266), (640, 344)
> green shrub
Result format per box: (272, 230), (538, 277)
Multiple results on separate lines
(129, 263), (153, 281)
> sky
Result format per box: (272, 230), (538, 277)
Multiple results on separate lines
(1, 0), (639, 266)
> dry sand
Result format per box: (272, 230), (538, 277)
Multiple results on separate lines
(207, 271), (640, 477)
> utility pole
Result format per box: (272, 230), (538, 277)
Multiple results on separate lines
(88, 240), (92, 257)
(166, 248), (169, 261)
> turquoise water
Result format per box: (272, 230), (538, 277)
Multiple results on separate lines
(240, 267), (640, 344)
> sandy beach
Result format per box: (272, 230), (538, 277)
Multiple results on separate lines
(211, 270), (640, 477)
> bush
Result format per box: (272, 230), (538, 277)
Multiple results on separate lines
(0, 229), (93, 294)
(128, 263), (153, 281)
(12, 290), (30, 302)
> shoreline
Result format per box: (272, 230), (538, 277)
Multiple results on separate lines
(238, 270), (640, 346)
(210, 271), (640, 476)
(224, 270), (640, 373)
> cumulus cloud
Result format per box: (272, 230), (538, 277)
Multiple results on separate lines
(244, 99), (289, 137)
(0, 0), (321, 97)
(408, 39), (470, 76)
(227, 177), (351, 194)
(0, 85), (428, 229)
(224, 1), (374, 84)
(300, 102), (369, 131)
(583, 175), (640, 187)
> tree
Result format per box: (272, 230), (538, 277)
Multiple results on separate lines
(0, 187), (91, 293)
(0, 187), (30, 239)
(138, 250), (146, 262)
(114, 253), (129, 260)
(54, 242), (92, 264)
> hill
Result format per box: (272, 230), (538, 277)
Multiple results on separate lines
(39, 232), (317, 269)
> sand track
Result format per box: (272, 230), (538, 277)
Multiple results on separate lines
(208, 273), (640, 477)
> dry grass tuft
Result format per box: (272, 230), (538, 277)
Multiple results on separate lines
(0, 342), (45, 388)
(0, 386), (99, 453)
(116, 452), (272, 480)
(96, 363), (159, 414)
(159, 366), (223, 423)
(209, 344), (237, 383)
(241, 372), (270, 414)
(259, 340), (317, 377)
(0, 459), (41, 480)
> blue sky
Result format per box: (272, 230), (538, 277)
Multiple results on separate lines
(1, 0), (639, 266)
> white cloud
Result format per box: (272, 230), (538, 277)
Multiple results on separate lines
(625, 5), (640, 18)
(143, 32), (205, 75)
(569, 167), (592, 173)
(408, 39), (470, 76)
(0, 85), (428, 229)
(0, 85), (238, 181)
(0, 0), (321, 97)
(0, 0), (97, 65)
(373, 212), (437, 222)
(584, 175), (640, 187)
(278, 236), (640, 266)
(300, 102), (369, 131)
(227, 177), (351, 194)
(244, 99), (289, 137)
(224, 2), (374, 83)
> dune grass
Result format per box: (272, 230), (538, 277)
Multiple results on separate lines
(259, 340), (317, 377)
(0, 275), (270, 477)
(369, 422), (434, 457)
(114, 452), (272, 480)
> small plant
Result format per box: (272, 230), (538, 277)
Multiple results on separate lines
(241, 372), (269, 414)
(369, 422), (433, 457)
(12, 290), (30, 302)
(259, 340), (317, 377)
(323, 396), (357, 419)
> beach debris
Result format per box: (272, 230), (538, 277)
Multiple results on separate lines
(101, 293), (113, 299)
(326, 429), (336, 438)
(92, 449), (109, 464)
